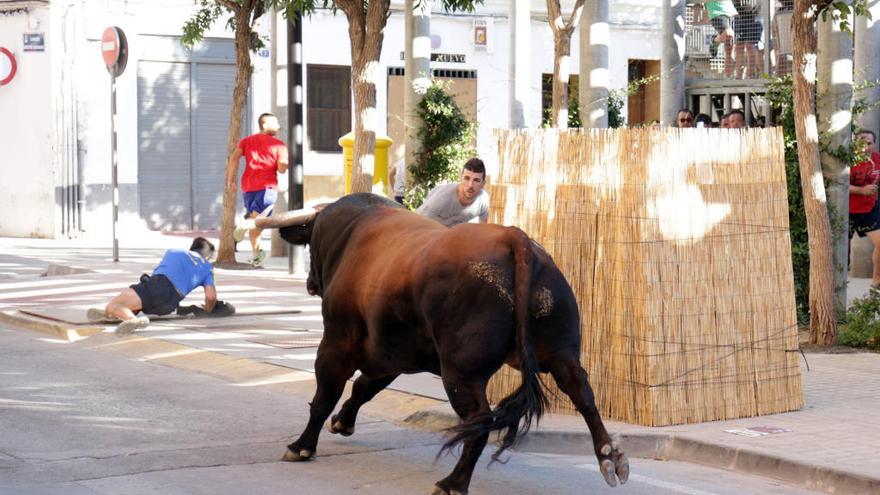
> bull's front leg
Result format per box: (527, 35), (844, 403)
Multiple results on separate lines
(548, 356), (629, 487)
(284, 340), (355, 461)
(328, 373), (399, 436)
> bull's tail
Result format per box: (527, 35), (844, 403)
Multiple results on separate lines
(442, 228), (548, 461)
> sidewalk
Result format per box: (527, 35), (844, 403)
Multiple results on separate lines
(0, 234), (878, 495)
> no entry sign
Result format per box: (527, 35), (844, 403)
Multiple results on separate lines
(0, 47), (16, 86)
(101, 26), (128, 77)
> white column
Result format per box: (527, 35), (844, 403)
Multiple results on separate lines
(817, 2), (853, 311)
(509, 0), (530, 128)
(579, 0), (609, 128)
(404, 0), (431, 179)
(269, 7), (288, 258)
(660, 0), (685, 126)
(855, 0), (880, 134)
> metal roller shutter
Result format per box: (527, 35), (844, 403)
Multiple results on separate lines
(137, 60), (193, 230)
(193, 63), (239, 229)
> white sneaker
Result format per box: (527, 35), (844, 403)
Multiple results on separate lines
(115, 316), (150, 336)
(233, 219), (257, 243)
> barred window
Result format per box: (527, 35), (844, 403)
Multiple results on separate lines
(307, 65), (351, 152)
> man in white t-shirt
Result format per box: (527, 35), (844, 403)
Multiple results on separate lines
(416, 158), (490, 227)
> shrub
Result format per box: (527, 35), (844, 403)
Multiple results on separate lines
(841, 291), (880, 349)
(405, 81), (476, 209)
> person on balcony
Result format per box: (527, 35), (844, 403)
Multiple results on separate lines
(706, 1), (738, 77)
(732, 0), (763, 78)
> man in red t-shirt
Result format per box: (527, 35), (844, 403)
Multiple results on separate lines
(849, 129), (880, 287)
(227, 113), (289, 266)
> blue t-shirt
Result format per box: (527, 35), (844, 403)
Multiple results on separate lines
(152, 249), (215, 297)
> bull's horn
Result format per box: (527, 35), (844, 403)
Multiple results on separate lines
(252, 207), (318, 229)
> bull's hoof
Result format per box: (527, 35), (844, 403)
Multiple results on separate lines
(598, 443), (629, 487)
(430, 485), (466, 495)
(327, 415), (355, 436)
(282, 448), (314, 462)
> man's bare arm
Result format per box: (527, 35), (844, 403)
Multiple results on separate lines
(203, 285), (217, 313)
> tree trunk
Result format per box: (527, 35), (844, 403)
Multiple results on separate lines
(216, 7), (254, 265)
(551, 29), (572, 129)
(792, 0), (836, 345)
(343, 0), (390, 193)
(547, 0), (585, 129)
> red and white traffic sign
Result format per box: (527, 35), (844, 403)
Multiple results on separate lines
(101, 27), (120, 66)
(101, 26), (128, 77)
(0, 47), (16, 86)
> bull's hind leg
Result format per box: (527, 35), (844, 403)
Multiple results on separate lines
(433, 378), (491, 495)
(548, 356), (629, 486)
(328, 373), (399, 436)
(284, 340), (356, 462)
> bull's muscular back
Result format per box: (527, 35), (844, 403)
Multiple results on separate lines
(311, 196), (578, 376)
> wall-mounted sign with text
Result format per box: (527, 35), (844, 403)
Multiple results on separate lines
(473, 18), (494, 54)
(23, 33), (45, 52)
(399, 52), (467, 64)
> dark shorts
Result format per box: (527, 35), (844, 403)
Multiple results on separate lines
(850, 202), (880, 238)
(711, 15), (732, 34)
(130, 274), (182, 316)
(734, 15), (763, 44)
(242, 188), (277, 218)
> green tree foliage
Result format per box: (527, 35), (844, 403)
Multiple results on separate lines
(767, 71), (880, 323)
(405, 81), (476, 209)
(182, 0), (312, 49)
(767, 76), (810, 322)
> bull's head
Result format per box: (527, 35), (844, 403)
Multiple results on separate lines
(249, 205), (324, 244)
(250, 205), (326, 296)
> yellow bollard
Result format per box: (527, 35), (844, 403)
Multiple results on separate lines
(338, 132), (393, 195)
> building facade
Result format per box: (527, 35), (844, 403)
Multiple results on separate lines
(0, 0), (662, 238)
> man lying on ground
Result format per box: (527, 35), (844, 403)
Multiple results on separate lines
(87, 237), (219, 335)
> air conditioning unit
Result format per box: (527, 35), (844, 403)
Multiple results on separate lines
(686, 25), (716, 58)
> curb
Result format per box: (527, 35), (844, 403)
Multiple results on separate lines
(419, 418), (880, 495)
(0, 310), (104, 342)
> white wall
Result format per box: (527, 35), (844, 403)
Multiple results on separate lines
(290, 2), (661, 179)
(0, 0), (663, 237)
(75, 0), (238, 239)
(0, 7), (55, 237)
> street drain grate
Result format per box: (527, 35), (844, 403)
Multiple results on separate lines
(246, 334), (323, 349)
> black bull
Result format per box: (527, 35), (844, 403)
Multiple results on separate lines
(276, 193), (629, 494)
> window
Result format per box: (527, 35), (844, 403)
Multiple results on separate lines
(307, 65), (351, 152)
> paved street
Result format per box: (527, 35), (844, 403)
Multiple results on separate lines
(0, 324), (826, 495)
(0, 236), (879, 494)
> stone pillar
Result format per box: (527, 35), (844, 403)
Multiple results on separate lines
(817, 2), (853, 310)
(270, 7), (288, 258)
(855, 0), (880, 135)
(579, 0), (609, 128)
(404, 0), (431, 185)
(509, 0), (530, 128)
(660, 0), (685, 126)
